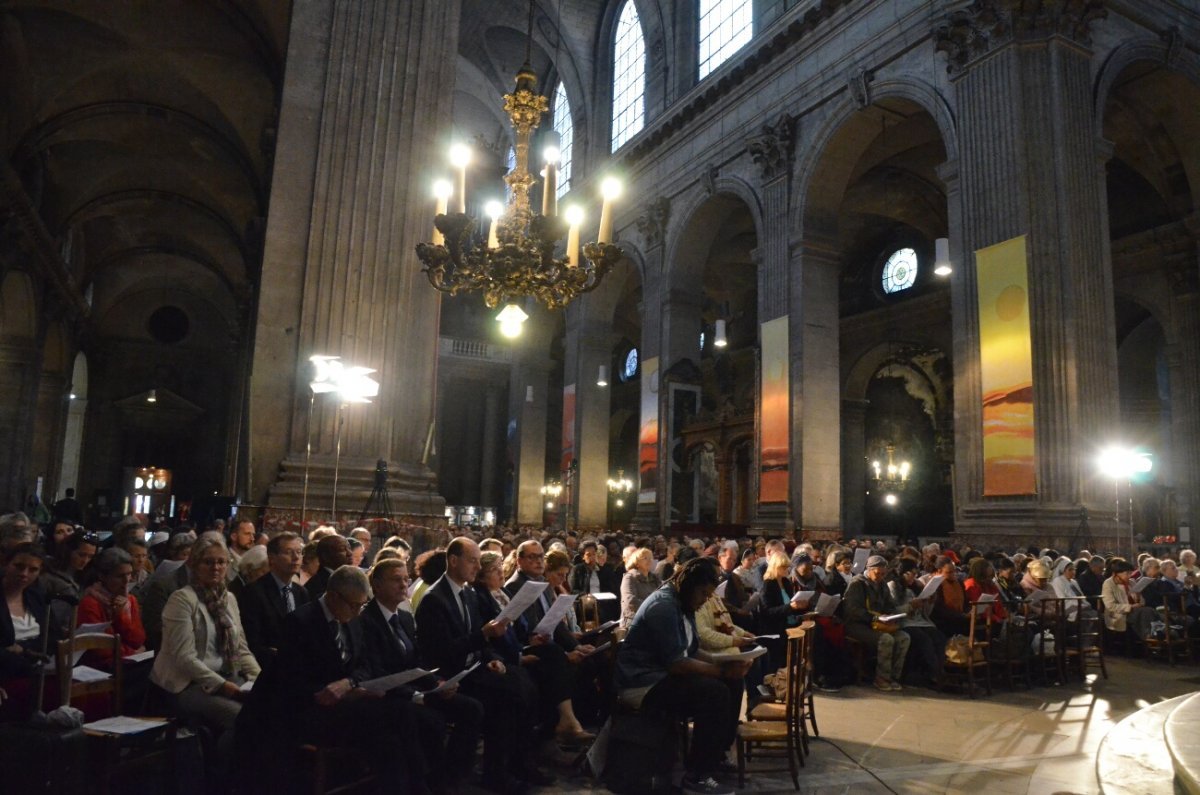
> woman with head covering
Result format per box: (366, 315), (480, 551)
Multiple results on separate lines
(887, 558), (946, 686)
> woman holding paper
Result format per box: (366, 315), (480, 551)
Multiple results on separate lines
(929, 556), (971, 638)
(1101, 558), (1156, 641)
(756, 553), (810, 672)
(963, 558), (1008, 625)
(77, 548), (148, 663)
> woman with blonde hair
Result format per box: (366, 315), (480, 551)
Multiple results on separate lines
(619, 547), (660, 627)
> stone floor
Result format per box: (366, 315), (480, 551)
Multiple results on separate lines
(506, 657), (1200, 795)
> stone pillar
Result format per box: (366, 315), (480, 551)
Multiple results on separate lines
(938, 2), (1119, 545)
(569, 319), (613, 529)
(1168, 220), (1200, 536)
(249, 0), (459, 527)
(0, 337), (40, 509)
(479, 385), (502, 510)
(841, 399), (869, 535)
(750, 114), (795, 531)
(513, 357), (551, 525)
(789, 237), (841, 536)
(631, 256), (663, 533)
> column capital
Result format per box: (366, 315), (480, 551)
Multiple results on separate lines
(746, 112), (796, 184)
(935, 158), (960, 187)
(789, 234), (840, 264)
(635, 196), (671, 250)
(935, 0), (1107, 76)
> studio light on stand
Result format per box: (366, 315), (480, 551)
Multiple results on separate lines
(305, 355), (380, 526)
(1097, 446), (1153, 558)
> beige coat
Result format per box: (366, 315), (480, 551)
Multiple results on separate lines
(695, 594), (753, 652)
(149, 584), (259, 694)
(1101, 576), (1138, 632)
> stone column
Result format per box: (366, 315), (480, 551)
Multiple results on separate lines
(1168, 220), (1200, 536)
(841, 399), (869, 535)
(570, 319), (613, 530)
(938, 2), (1119, 545)
(249, 0), (460, 526)
(789, 236), (841, 537)
(479, 385), (502, 510)
(512, 357), (551, 525)
(750, 113), (795, 531)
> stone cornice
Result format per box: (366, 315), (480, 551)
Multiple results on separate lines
(935, 0), (1108, 75)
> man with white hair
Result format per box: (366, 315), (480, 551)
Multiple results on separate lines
(716, 540), (750, 614)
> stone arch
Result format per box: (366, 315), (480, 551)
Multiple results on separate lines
(792, 77), (957, 238)
(844, 337), (946, 404)
(1093, 37), (1200, 139)
(664, 177), (764, 292)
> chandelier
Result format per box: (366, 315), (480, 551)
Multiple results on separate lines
(415, 3), (623, 315)
(870, 443), (911, 504)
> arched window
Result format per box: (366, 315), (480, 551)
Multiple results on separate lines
(611, 1), (645, 152)
(552, 83), (573, 199)
(698, 0), (753, 79)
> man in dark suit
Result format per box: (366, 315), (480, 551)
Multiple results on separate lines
(416, 537), (551, 794)
(237, 531), (310, 663)
(505, 540), (593, 658)
(359, 557), (484, 793)
(305, 534), (351, 601)
(238, 566), (427, 794)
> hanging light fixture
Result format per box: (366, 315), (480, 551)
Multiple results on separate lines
(496, 303), (529, 338)
(713, 319), (728, 348)
(933, 237), (952, 277)
(597, 365), (608, 387)
(146, 389), (157, 404)
(416, 0), (622, 310)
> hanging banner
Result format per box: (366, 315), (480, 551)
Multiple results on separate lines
(637, 358), (658, 505)
(976, 235), (1037, 495)
(759, 316), (790, 503)
(561, 383), (575, 473)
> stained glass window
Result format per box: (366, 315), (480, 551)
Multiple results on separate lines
(881, 248), (918, 294)
(698, 0), (753, 79)
(622, 348), (639, 381)
(611, 1), (645, 152)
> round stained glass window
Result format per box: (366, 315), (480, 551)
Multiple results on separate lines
(623, 348), (639, 381)
(881, 248), (918, 294)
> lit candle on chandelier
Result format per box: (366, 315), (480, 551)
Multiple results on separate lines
(564, 205), (583, 268)
(485, 201), (503, 249)
(431, 179), (452, 245)
(542, 145), (560, 217)
(448, 143), (472, 214)
(597, 177), (622, 245)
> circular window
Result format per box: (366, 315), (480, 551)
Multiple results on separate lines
(147, 306), (190, 344)
(622, 348), (639, 381)
(881, 248), (918, 294)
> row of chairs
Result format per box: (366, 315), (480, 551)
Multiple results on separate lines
(735, 620), (819, 790)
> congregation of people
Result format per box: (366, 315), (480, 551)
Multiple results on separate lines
(4, 506), (1200, 795)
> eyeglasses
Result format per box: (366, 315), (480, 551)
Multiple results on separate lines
(335, 592), (369, 612)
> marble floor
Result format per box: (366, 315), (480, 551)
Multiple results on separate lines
(511, 657), (1200, 795)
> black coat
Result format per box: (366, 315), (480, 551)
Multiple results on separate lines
(237, 573), (311, 665)
(0, 588), (48, 677)
(305, 568), (333, 601)
(357, 601), (438, 695)
(414, 576), (499, 676)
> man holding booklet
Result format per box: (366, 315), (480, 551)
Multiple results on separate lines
(843, 555), (912, 691)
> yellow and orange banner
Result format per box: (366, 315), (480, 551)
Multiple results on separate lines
(561, 383), (575, 473)
(976, 236), (1037, 495)
(638, 357), (658, 505)
(759, 316), (790, 503)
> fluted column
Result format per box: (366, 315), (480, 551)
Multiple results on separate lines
(1169, 219), (1200, 536)
(513, 357), (551, 525)
(569, 318), (613, 529)
(940, 2), (1119, 544)
(250, 0), (460, 525)
(841, 399), (869, 535)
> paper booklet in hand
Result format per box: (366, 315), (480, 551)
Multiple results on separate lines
(533, 594), (576, 637)
(973, 593), (997, 614)
(851, 548), (870, 575)
(917, 575), (944, 601)
(1131, 576), (1156, 594)
(496, 580), (551, 623)
(361, 667), (435, 694)
(791, 590), (815, 605)
(815, 593), (841, 617)
(876, 613), (906, 623)
(426, 661), (481, 694)
(703, 645), (768, 664)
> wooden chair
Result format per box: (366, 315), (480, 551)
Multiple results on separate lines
(942, 602), (991, 697)
(1031, 597), (1068, 685)
(736, 627), (803, 789)
(1061, 596), (1107, 680)
(1145, 592), (1192, 665)
(990, 607), (1031, 690)
(56, 633), (177, 795)
(747, 621), (817, 756)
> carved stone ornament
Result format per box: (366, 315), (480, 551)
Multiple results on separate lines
(746, 112), (796, 181)
(636, 197), (670, 249)
(847, 68), (874, 109)
(935, 0), (1108, 75)
(702, 164), (719, 196)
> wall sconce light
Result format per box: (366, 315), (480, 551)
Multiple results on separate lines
(597, 365), (608, 387)
(146, 389), (157, 403)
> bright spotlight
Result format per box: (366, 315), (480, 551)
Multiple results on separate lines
(496, 303), (528, 339)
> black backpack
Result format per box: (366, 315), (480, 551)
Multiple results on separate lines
(602, 710), (680, 794)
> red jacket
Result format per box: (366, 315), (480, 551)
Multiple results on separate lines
(76, 593), (147, 665)
(963, 578), (1008, 623)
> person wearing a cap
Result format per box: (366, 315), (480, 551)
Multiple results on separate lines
(843, 555), (911, 691)
(1101, 557), (1157, 640)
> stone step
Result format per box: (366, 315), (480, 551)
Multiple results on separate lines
(1097, 693), (1191, 795)
(1165, 692), (1200, 795)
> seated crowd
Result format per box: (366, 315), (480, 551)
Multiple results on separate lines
(2, 507), (1199, 794)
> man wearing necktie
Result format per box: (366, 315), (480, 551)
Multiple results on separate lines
(359, 558), (484, 794)
(236, 566), (429, 794)
(237, 532), (310, 664)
